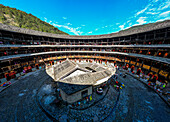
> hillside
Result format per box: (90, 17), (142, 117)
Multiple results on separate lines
(0, 4), (68, 35)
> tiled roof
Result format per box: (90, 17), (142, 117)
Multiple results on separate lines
(0, 20), (169, 39)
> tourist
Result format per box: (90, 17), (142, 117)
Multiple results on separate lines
(136, 68), (141, 76)
(131, 65), (135, 72)
(151, 74), (158, 85)
(5, 71), (11, 81)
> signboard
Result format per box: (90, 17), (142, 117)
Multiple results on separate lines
(136, 63), (142, 67)
(130, 61), (136, 65)
(159, 70), (168, 77)
(151, 67), (159, 73)
(52, 57), (57, 60)
(143, 64), (150, 70)
(125, 60), (129, 63)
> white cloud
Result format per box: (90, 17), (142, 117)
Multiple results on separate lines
(152, 0), (159, 2)
(88, 31), (92, 34)
(127, 20), (131, 23)
(136, 6), (148, 16)
(43, 17), (83, 35)
(66, 23), (72, 25)
(159, 10), (170, 17)
(136, 17), (147, 25)
(44, 17), (47, 22)
(146, 12), (159, 15)
(81, 25), (86, 26)
(95, 28), (98, 31)
(52, 23), (83, 35)
(119, 24), (125, 30)
(135, 0), (163, 17)
(49, 21), (52, 24)
(129, 23), (132, 26)
(116, 0), (169, 33)
(75, 27), (81, 29)
(149, 8), (156, 11)
(156, 17), (170, 22)
(158, 0), (170, 10)
(62, 17), (67, 19)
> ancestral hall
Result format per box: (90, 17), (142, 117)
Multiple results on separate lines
(46, 59), (115, 103)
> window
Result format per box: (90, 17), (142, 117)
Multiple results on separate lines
(81, 90), (88, 98)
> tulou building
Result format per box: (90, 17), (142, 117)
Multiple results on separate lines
(0, 20), (170, 85)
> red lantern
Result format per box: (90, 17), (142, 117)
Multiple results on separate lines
(164, 53), (168, 57)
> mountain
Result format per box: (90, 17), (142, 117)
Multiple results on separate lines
(0, 4), (68, 35)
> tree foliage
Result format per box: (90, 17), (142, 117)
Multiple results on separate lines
(0, 4), (68, 35)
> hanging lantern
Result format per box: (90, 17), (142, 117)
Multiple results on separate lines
(139, 51), (142, 53)
(164, 53), (168, 57)
(148, 52), (151, 54)
(158, 52), (161, 55)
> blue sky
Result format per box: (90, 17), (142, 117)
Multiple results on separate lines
(0, 0), (170, 35)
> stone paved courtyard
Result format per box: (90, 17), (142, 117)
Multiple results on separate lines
(0, 68), (170, 122)
(37, 80), (119, 121)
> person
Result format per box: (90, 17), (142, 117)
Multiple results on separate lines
(10, 71), (16, 79)
(136, 68), (141, 76)
(117, 65), (119, 70)
(24, 67), (28, 73)
(5, 71), (11, 81)
(148, 72), (153, 78)
(28, 66), (32, 72)
(151, 74), (158, 85)
(131, 65), (135, 72)
(35, 64), (39, 69)
(125, 64), (129, 70)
